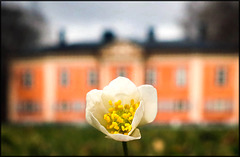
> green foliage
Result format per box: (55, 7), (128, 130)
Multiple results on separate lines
(1, 124), (239, 156)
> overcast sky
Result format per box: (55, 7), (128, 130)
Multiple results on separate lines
(2, 1), (190, 46)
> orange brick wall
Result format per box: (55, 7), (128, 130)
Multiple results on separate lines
(202, 59), (237, 123)
(7, 53), (239, 124)
(9, 62), (44, 122)
(54, 58), (99, 122)
(147, 59), (190, 123)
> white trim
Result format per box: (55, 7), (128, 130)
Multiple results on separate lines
(44, 63), (56, 122)
(189, 58), (203, 123)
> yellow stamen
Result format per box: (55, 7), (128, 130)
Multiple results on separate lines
(122, 113), (129, 119)
(115, 100), (121, 106)
(128, 125), (132, 131)
(124, 104), (130, 109)
(131, 99), (134, 105)
(133, 103), (139, 110)
(130, 107), (134, 114)
(108, 107), (114, 113)
(117, 117), (124, 123)
(121, 126), (125, 131)
(104, 114), (111, 123)
(129, 116), (133, 121)
(125, 123), (130, 127)
(114, 125), (119, 130)
(118, 105), (123, 110)
(103, 99), (139, 135)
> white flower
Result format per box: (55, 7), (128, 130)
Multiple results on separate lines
(85, 76), (157, 142)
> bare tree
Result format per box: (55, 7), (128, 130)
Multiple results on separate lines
(182, 1), (239, 44)
(1, 4), (46, 122)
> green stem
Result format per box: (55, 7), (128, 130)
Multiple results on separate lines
(122, 142), (128, 156)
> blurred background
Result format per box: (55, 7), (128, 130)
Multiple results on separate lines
(1, 1), (239, 156)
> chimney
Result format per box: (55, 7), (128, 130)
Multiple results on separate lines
(147, 26), (156, 43)
(59, 28), (66, 46)
(198, 21), (207, 42)
(102, 29), (115, 44)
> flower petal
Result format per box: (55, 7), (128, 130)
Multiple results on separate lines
(86, 111), (110, 135)
(137, 85), (158, 126)
(102, 77), (140, 105)
(86, 89), (108, 126)
(87, 105), (141, 142)
(128, 101), (144, 135)
(105, 128), (141, 142)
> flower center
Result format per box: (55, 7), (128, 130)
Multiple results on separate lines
(103, 99), (140, 135)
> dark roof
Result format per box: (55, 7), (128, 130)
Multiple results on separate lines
(19, 42), (102, 57)
(142, 40), (239, 52)
(17, 39), (239, 58)
(44, 42), (101, 52)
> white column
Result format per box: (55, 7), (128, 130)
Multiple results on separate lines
(189, 57), (204, 124)
(132, 60), (145, 86)
(99, 60), (111, 89)
(43, 62), (56, 122)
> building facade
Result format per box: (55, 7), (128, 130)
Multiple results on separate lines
(7, 39), (239, 124)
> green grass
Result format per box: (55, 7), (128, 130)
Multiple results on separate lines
(1, 123), (239, 156)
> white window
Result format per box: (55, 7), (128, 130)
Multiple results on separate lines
(117, 67), (127, 77)
(88, 70), (98, 86)
(72, 101), (83, 111)
(22, 70), (32, 88)
(18, 101), (39, 113)
(176, 68), (186, 87)
(174, 100), (188, 111)
(216, 67), (227, 86)
(205, 100), (212, 111)
(158, 100), (174, 112)
(31, 102), (40, 112)
(205, 100), (232, 112)
(216, 100), (225, 111)
(60, 70), (69, 86)
(146, 68), (156, 85)
(17, 103), (23, 112)
(225, 100), (232, 112)
(60, 102), (68, 111)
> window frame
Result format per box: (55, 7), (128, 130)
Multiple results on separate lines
(116, 67), (127, 77)
(175, 68), (187, 87)
(60, 69), (69, 87)
(22, 70), (33, 88)
(174, 100), (188, 112)
(17, 101), (39, 113)
(158, 100), (174, 112)
(215, 67), (227, 86)
(88, 69), (98, 86)
(60, 101), (68, 111)
(72, 101), (83, 111)
(145, 68), (157, 85)
(205, 99), (232, 112)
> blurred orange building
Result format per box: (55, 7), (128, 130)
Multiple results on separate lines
(7, 30), (239, 125)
